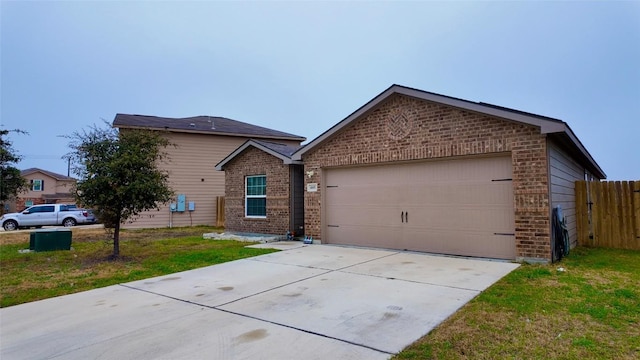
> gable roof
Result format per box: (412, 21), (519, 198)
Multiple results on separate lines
(21, 168), (75, 181)
(113, 114), (306, 142)
(215, 139), (303, 170)
(291, 84), (605, 178)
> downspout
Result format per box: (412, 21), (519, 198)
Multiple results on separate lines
(289, 165), (294, 236)
(547, 138), (554, 261)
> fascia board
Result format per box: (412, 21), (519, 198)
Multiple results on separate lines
(293, 85), (579, 161)
(114, 124), (306, 142)
(215, 140), (297, 171)
(291, 86), (398, 161)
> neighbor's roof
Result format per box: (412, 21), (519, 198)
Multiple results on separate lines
(291, 84), (605, 179)
(215, 139), (303, 170)
(113, 114), (306, 142)
(21, 168), (75, 181)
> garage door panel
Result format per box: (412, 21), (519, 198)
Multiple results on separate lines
(406, 157), (510, 182)
(404, 182), (513, 205)
(324, 156), (516, 259)
(326, 224), (402, 249)
(404, 205), (513, 232)
(402, 227), (515, 259)
(326, 204), (402, 227)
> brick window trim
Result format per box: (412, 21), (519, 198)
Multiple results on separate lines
(242, 217), (269, 222)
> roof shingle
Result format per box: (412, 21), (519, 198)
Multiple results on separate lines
(113, 114), (305, 141)
(21, 168), (75, 181)
(251, 140), (302, 158)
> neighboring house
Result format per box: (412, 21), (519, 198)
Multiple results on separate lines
(112, 114), (305, 229)
(216, 139), (305, 237)
(218, 84), (605, 263)
(13, 168), (76, 212)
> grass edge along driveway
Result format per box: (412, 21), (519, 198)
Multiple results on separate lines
(0, 226), (278, 308)
(395, 247), (640, 360)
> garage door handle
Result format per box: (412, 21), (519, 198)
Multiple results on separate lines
(401, 211), (404, 223)
(406, 211), (408, 223)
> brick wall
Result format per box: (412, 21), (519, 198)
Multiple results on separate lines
(224, 147), (291, 235)
(14, 197), (46, 211)
(303, 94), (551, 261)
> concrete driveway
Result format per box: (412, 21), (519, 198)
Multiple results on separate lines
(0, 243), (519, 360)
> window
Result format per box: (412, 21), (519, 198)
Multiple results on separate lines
(31, 179), (44, 191)
(26, 205), (54, 213)
(245, 175), (266, 217)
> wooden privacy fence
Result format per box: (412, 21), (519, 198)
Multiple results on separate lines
(216, 196), (225, 227)
(576, 180), (640, 250)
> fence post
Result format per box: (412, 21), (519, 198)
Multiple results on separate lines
(634, 181), (640, 246)
(592, 181), (601, 246)
(620, 181), (632, 249)
(576, 181), (587, 246)
(216, 196), (225, 228)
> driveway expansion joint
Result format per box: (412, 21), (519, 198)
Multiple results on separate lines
(336, 269), (484, 292)
(117, 283), (395, 357)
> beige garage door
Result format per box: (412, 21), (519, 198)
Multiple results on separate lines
(324, 156), (516, 259)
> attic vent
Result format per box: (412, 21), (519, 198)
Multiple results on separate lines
(189, 123), (196, 128)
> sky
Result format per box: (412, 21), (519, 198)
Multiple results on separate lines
(1, 1), (639, 180)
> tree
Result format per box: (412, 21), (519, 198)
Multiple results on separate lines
(67, 123), (174, 258)
(0, 129), (27, 214)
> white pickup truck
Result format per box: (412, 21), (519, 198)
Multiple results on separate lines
(1, 204), (96, 231)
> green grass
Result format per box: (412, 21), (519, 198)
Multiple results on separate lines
(394, 247), (640, 359)
(0, 227), (278, 307)
(2, 229), (638, 359)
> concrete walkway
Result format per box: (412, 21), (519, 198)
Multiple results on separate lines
(0, 244), (519, 360)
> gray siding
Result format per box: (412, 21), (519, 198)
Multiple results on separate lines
(124, 132), (301, 229)
(548, 141), (586, 247)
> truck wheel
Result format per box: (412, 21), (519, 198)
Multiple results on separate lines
(3, 220), (18, 231)
(62, 218), (77, 227)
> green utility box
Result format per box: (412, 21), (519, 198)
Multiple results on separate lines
(29, 229), (72, 252)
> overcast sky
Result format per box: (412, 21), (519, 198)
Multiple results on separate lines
(2, 1), (638, 180)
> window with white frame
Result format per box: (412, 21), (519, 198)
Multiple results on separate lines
(245, 175), (266, 217)
(31, 179), (44, 192)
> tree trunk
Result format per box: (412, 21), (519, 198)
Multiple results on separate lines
(113, 218), (121, 258)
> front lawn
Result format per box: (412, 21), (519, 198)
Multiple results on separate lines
(2, 227), (638, 359)
(395, 247), (640, 359)
(0, 226), (278, 308)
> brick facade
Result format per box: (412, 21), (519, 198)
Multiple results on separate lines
(224, 147), (292, 235)
(14, 197), (46, 211)
(302, 94), (551, 261)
